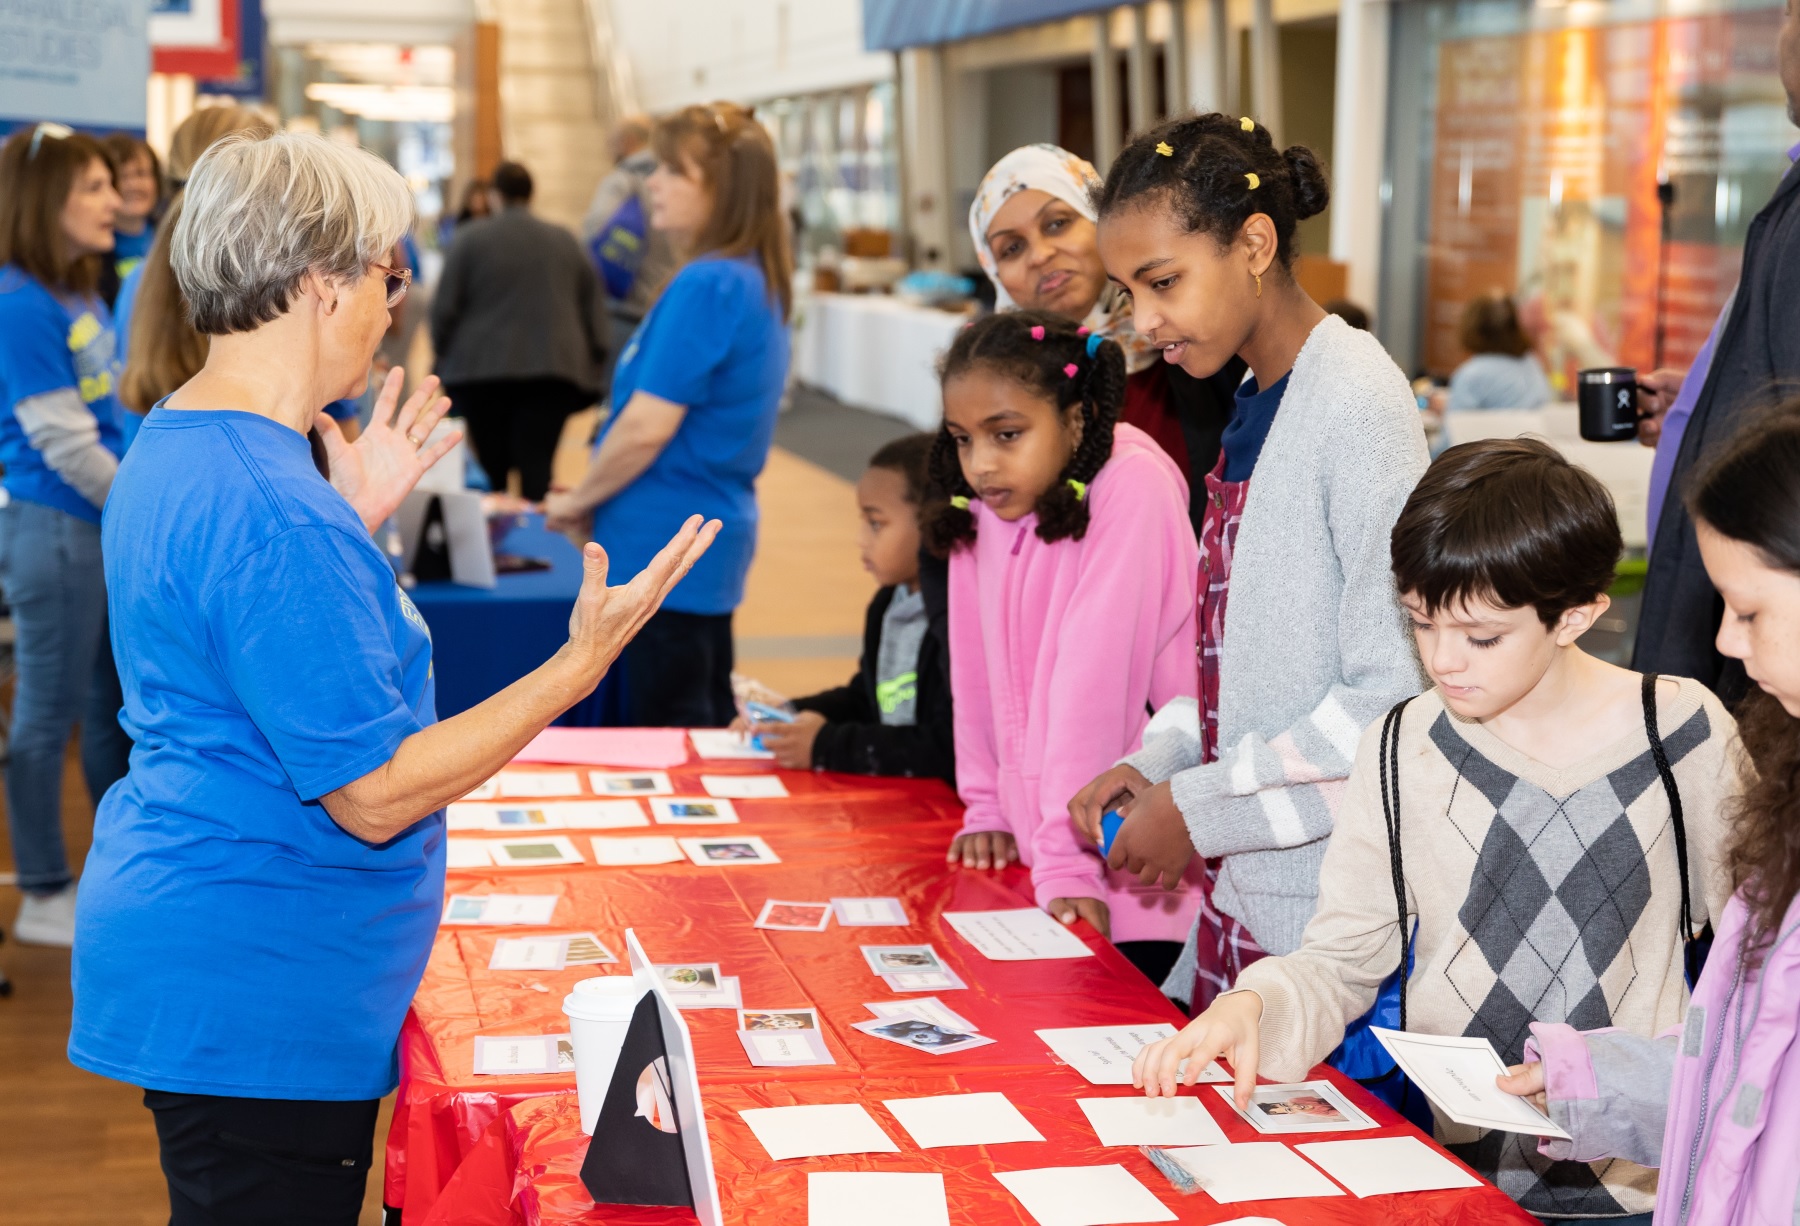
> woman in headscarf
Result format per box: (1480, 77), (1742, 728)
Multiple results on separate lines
(969, 143), (1244, 534)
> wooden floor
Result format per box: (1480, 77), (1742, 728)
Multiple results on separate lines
(0, 441), (869, 1222)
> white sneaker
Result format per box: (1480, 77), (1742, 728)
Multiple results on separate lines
(14, 884), (77, 947)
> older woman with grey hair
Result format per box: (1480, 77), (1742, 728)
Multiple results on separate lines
(68, 130), (717, 1225)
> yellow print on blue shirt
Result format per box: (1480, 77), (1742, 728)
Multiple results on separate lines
(67, 310), (117, 404)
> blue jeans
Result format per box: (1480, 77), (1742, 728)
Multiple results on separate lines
(0, 499), (132, 892)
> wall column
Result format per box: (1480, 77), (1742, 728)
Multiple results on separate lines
(1091, 10), (1123, 170)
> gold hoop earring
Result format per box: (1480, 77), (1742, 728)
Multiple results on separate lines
(1254, 273), (1263, 299)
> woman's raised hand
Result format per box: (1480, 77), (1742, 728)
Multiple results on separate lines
(1133, 991), (1264, 1107)
(319, 368), (461, 531)
(564, 515), (721, 682)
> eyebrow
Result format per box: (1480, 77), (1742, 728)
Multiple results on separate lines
(1131, 255), (1175, 280)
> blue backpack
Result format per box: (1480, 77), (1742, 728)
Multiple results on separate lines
(588, 191), (649, 301)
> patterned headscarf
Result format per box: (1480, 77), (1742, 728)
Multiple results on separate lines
(968, 143), (1159, 373)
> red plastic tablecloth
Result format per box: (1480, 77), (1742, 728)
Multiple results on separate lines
(388, 757), (1535, 1226)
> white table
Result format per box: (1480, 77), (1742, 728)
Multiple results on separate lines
(790, 292), (968, 430)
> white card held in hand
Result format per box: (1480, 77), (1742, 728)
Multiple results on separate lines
(442, 894), (559, 926)
(445, 838), (494, 868)
(701, 774), (789, 799)
(690, 728), (775, 760)
(864, 997), (978, 1033)
(494, 770), (583, 797)
(944, 908), (1097, 960)
(1371, 1027), (1572, 1138)
(1159, 1142), (1345, 1204)
(832, 896), (909, 926)
(807, 1172), (949, 1226)
(1036, 1025), (1228, 1086)
(1076, 1095), (1229, 1147)
(679, 835), (779, 865)
(1297, 1136), (1482, 1197)
(588, 770), (673, 796)
(739, 1103), (899, 1161)
(472, 1034), (573, 1076)
(490, 835), (585, 867)
(882, 1092), (1043, 1148)
(1214, 1081), (1376, 1134)
(994, 1165), (1178, 1226)
(651, 796), (740, 825)
(590, 835), (684, 866)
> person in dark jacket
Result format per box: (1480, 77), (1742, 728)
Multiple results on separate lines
(746, 434), (954, 784)
(430, 160), (606, 500)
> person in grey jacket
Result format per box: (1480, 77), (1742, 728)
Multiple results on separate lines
(1069, 114), (1429, 1008)
(431, 160), (606, 500)
(582, 115), (676, 394)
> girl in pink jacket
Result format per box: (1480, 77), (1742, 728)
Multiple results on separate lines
(927, 310), (1203, 986)
(1499, 402), (1800, 1225)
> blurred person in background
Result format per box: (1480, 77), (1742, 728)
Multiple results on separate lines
(546, 102), (792, 726)
(583, 113), (678, 398)
(1323, 298), (1371, 331)
(969, 143), (1244, 537)
(100, 132), (160, 285)
(1446, 292), (1552, 411)
(431, 159), (605, 500)
(0, 123), (131, 946)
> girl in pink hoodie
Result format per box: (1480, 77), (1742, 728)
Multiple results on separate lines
(927, 309), (1203, 986)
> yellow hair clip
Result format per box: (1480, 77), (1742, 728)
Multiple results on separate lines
(1245, 172), (1261, 190)
(1155, 141), (1174, 157)
(1240, 116), (1255, 131)
(950, 495), (971, 510)
(1067, 479), (1088, 502)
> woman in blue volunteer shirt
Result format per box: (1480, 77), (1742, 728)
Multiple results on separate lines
(546, 102), (792, 726)
(69, 130), (717, 1226)
(0, 123), (132, 947)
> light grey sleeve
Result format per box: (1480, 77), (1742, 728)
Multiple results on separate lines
(1120, 696), (1204, 784)
(1531, 1022), (1679, 1168)
(15, 387), (117, 507)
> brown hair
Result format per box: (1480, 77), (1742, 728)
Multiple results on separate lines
(867, 432), (935, 505)
(1390, 437), (1621, 627)
(1459, 293), (1532, 358)
(1687, 399), (1800, 965)
(652, 102), (792, 320)
(0, 126), (114, 293)
(121, 106), (275, 411)
(102, 131), (162, 207)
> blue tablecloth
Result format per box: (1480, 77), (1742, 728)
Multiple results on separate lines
(410, 514), (606, 725)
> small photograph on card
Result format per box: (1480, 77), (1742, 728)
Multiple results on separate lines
(754, 899), (832, 931)
(490, 835), (583, 867)
(651, 796), (740, 825)
(589, 770), (673, 796)
(853, 1017), (995, 1056)
(657, 963), (723, 994)
(737, 1028), (833, 1067)
(1217, 1081), (1376, 1134)
(739, 1007), (819, 1032)
(862, 945), (945, 974)
(832, 897), (910, 927)
(678, 836), (779, 865)
(492, 807), (554, 827)
(562, 933), (617, 965)
(865, 997), (979, 1033)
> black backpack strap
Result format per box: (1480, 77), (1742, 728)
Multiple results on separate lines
(1642, 673), (1699, 985)
(1378, 697), (1413, 1031)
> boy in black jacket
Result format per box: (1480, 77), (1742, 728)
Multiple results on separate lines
(746, 435), (954, 784)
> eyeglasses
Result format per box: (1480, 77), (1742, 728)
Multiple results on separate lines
(370, 261), (412, 307)
(27, 122), (73, 161)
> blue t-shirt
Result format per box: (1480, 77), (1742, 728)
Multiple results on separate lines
(71, 407), (444, 1100)
(114, 262), (146, 451)
(1221, 371), (1290, 481)
(0, 266), (125, 521)
(592, 255), (789, 614)
(112, 224), (154, 281)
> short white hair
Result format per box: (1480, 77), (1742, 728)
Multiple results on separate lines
(172, 129), (413, 335)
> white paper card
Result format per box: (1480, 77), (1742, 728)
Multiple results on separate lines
(882, 1092), (1044, 1148)
(488, 935), (567, 970)
(690, 729), (775, 760)
(442, 894), (559, 926)
(1214, 1082), (1376, 1134)
(548, 800), (651, 829)
(679, 835), (780, 865)
(865, 997), (978, 1032)
(1296, 1136), (1483, 1197)
(1160, 1142), (1346, 1204)
(1076, 1096), (1229, 1147)
(701, 774), (789, 799)
(808, 1172), (949, 1226)
(739, 1103), (899, 1161)
(651, 796), (740, 825)
(993, 1165), (1177, 1226)
(495, 770), (583, 797)
(447, 800), (648, 830)
(945, 908), (1097, 960)
(445, 838), (493, 868)
(588, 770), (673, 796)
(832, 897), (909, 926)
(591, 836), (685, 866)
(472, 1033), (573, 1075)
(490, 835), (584, 867)
(1036, 1025), (1227, 1086)
(1372, 1027), (1571, 1138)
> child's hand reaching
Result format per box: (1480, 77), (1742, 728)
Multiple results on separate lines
(1068, 764), (1151, 842)
(1106, 781), (1196, 889)
(947, 831), (1018, 871)
(1134, 990), (1264, 1107)
(753, 712), (824, 769)
(1048, 896), (1111, 938)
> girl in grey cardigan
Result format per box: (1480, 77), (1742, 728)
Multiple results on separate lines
(1076, 113), (1428, 1006)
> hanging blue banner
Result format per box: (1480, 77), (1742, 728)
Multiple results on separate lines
(0, 0), (149, 130)
(198, 0), (263, 99)
(862, 0), (1113, 51)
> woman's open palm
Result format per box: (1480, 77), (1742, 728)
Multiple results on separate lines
(320, 368), (462, 530)
(567, 515), (722, 681)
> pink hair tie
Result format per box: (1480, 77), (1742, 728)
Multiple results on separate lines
(1063, 363), (1080, 378)
(1030, 325), (1045, 340)
(1076, 326), (1091, 336)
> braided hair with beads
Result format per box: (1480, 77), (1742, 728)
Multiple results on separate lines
(923, 309), (1126, 556)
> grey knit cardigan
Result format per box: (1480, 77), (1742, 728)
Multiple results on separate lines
(1122, 314), (1429, 1001)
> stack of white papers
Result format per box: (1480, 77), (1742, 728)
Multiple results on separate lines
(701, 774), (789, 799)
(590, 835), (685, 866)
(1160, 1142), (1344, 1203)
(441, 894), (559, 926)
(808, 1172), (949, 1226)
(1296, 1136), (1482, 1196)
(1035, 1025), (1228, 1086)
(882, 1092), (1044, 1148)
(690, 729), (775, 760)
(739, 1103), (899, 1161)
(1372, 1028), (1571, 1138)
(472, 1034), (573, 1075)
(945, 908), (1096, 960)
(1076, 1095), (1229, 1147)
(993, 1165), (1177, 1226)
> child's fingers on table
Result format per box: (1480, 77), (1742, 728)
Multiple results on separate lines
(1230, 1026), (1260, 1109)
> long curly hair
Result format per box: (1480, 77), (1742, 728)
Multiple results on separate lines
(922, 310), (1124, 556)
(1687, 398), (1800, 966)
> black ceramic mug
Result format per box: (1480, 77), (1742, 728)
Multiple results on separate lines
(1578, 367), (1640, 441)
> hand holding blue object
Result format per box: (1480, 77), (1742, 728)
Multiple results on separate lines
(1100, 811), (1125, 857)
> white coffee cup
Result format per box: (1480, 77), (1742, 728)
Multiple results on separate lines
(563, 976), (640, 1134)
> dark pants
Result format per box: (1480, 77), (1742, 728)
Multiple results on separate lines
(1116, 939), (1184, 1001)
(144, 1091), (379, 1226)
(606, 607), (735, 727)
(446, 376), (594, 501)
